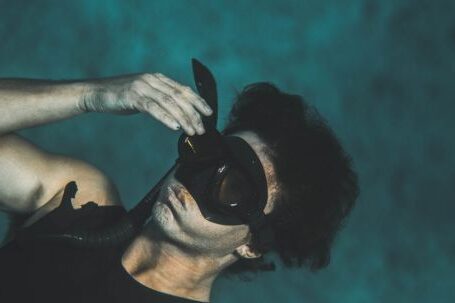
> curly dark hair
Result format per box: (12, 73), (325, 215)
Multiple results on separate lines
(219, 82), (360, 280)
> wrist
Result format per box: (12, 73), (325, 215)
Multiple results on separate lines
(76, 80), (103, 113)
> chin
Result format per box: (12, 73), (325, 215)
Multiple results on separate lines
(150, 200), (187, 240)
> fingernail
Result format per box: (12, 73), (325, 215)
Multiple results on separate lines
(175, 124), (181, 130)
(197, 126), (205, 134)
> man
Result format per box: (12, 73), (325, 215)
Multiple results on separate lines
(0, 60), (359, 302)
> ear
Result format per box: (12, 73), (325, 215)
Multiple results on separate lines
(234, 243), (262, 259)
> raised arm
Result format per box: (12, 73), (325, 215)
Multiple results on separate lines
(0, 73), (213, 215)
(0, 78), (86, 135)
(0, 73), (212, 136)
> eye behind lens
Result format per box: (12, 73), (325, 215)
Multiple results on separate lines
(212, 165), (256, 211)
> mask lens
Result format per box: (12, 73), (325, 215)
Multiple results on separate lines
(213, 164), (256, 214)
(175, 133), (267, 225)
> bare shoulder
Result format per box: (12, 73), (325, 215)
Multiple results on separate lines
(22, 154), (124, 228)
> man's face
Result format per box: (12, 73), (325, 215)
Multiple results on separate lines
(149, 130), (279, 258)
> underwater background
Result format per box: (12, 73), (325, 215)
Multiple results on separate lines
(0, 0), (453, 302)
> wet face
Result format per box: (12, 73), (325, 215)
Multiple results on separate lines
(149, 130), (279, 258)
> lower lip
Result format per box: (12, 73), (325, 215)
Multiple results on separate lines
(164, 188), (180, 209)
(159, 196), (177, 217)
(166, 188), (181, 209)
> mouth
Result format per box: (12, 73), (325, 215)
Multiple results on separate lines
(164, 186), (185, 210)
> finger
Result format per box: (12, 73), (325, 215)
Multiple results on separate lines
(142, 75), (203, 134)
(147, 78), (205, 134)
(140, 101), (182, 131)
(154, 73), (213, 116)
(175, 97), (206, 135)
(142, 87), (196, 136)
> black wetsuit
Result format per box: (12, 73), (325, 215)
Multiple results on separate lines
(0, 182), (204, 303)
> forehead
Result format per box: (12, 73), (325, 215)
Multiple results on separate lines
(227, 130), (279, 214)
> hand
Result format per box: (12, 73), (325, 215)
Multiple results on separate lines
(80, 73), (213, 135)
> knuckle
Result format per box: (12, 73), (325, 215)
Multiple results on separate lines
(176, 111), (187, 121)
(141, 73), (155, 82)
(190, 111), (201, 121)
(161, 94), (174, 104)
(155, 111), (167, 120)
(137, 99), (149, 112)
(164, 115), (175, 124)
(160, 111), (170, 119)
(172, 87), (183, 96)
(141, 99), (153, 110)
(130, 80), (144, 92)
(181, 85), (193, 94)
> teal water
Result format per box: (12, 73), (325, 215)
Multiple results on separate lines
(0, 0), (453, 302)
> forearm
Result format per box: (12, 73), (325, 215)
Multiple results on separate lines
(0, 78), (89, 135)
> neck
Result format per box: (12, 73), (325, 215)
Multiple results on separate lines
(121, 225), (231, 302)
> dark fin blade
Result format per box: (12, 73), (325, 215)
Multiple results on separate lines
(59, 181), (77, 210)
